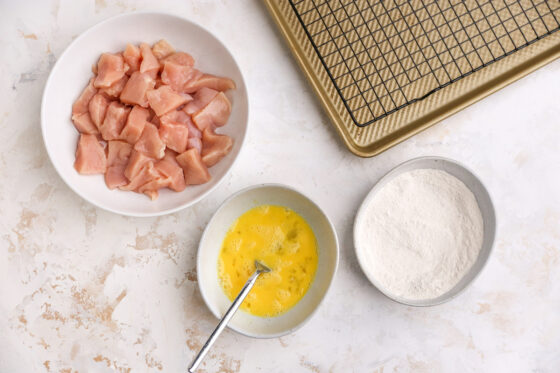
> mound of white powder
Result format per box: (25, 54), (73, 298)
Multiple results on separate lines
(358, 169), (483, 300)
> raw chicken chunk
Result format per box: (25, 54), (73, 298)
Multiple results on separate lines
(134, 122), (165, 159)
(139, 43), (160, 79)
(143, 190), (159, 200)
(137, 172), (170, 196)
(123, 43), (141, 74)
(159, 122), (189, 153)
(105, 166), (128, 189)
(121, 161), (160, 191)
(152, 39), (175, 60)
(120, 72), (156, 107)
(121, 105), (149, 144)
(187, 137), (202, 153)
(185, 117), (202, 139)
(94, 53), (127, 88)
(192, 92), (231, 131)
(155, 150), (186, 192)
(162, 110), (201, 139)
(88, 93), (111, 129)
(100, 75), (128, 98)
(72, 78), (98, 116)
(184, 87), (219, 115)
(100, 102), (131, 140)
(161, 61), (202, 92)
(105, 141), (133, 189)
(184, 74), (236, 93)
(201, 129), (233, 167)
(124, 150), (153, 181)
(107, 140), (133, 166)
(160, 109), (190, 125)
(176, 148), (211, 185)
(162, 52), (195, 67)
(72, 112), (99, 135)
(74, 134), (107, 174)
(146, 86), (191, 116)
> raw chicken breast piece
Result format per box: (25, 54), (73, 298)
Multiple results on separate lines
(100, 75), (128, 98)
(162, 52), (194, 67)
(124, 150), (153, 180)
(105, 165), (128, 189)
(100, 102), (131, 141)
(74, 134), (107, 174)
(160, 109), (190, 125)
(146, 86), (192, 116)
(161, 62), (202, 92)
(137, 174), (170, 195)
(143, 190), (159, 200)
(72, 78), (97, 116)
(183, 87), (219, 115)
(72, 112), (99, 135)
(123, 43), (141, 74)
(201, 129), (233, 167)
(176, 148), (211, 185)
(107, 140), (133, 166)
(155, 150), (186, 192)
(123, 160), (167, 200)
(94, 53), (127, 88)
(120, 72), (156, 107)
(192, 92), (231, 131)
(139, 43), (160, 79)
(88, 93), (111, 129)
(159, 122), (189, 153)
(152, 39), (175, 60)
(187, 137), (202, 153)
(121, 161), (160, 191)
(134, 122), (165, 159)
(162, 109), (201, 139)
(121, 105), (149, 144)
(184, 74), (236, 93)
(185, 116), (202, 139)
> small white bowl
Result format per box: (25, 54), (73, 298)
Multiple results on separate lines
(197, 184), (339, 338)
(354, 156), (496, 306)
(41, 12), (249, 217)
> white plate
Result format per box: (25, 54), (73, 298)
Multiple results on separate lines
(197, 184), (339, 338)
(354, 156), (496, 306)
(41, 12), (249, 217)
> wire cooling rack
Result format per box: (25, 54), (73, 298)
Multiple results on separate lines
(265, 0), (560, 156)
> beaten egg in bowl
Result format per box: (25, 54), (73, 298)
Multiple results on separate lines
(218, 205), (318, 317)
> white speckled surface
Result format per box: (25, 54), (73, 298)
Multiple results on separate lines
(1, 1), (559, 372)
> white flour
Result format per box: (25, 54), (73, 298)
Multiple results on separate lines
(358, 169), (483, 300)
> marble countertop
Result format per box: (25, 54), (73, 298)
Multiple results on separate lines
(1, 1), (559, 372)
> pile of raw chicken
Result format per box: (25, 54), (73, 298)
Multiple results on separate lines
(71, 40), (234, 200)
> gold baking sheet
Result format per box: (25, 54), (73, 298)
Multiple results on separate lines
(264, 0), (560, 157)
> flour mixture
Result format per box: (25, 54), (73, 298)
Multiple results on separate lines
(358, 169), (484, 300)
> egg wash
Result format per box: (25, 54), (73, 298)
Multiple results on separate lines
(218, 205), (318, 317)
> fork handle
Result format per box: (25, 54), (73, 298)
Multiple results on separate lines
(187, 270), (262, 372)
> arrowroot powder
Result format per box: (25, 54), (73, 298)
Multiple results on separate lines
(358, 169), (484, 300)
